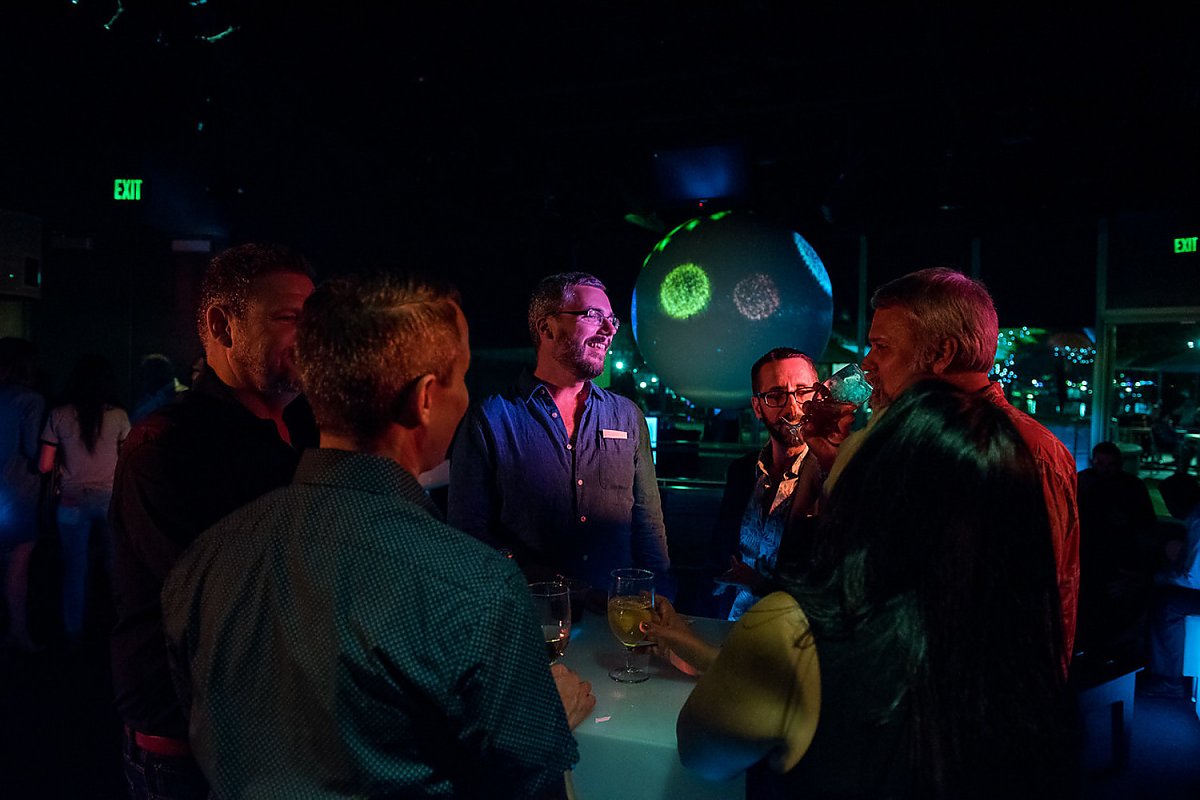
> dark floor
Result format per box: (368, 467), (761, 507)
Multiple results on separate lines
(1080, 693), (1200, 799)
(1, 623), (125, 797)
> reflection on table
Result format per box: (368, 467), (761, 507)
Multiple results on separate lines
(562, 612), (742, 800)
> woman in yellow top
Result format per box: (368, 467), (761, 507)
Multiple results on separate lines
(650, 380), (1074, 798)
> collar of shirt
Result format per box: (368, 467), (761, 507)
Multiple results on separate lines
(191, 363), (248, 406)
(192, 364), (318, 450)
(980, 381), (1007, 404)
(755, 443), (810, 482)
(294, 448), (443, 519)
(516, 367), (618, 404)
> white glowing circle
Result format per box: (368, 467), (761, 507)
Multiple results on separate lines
(732, 273), (782, 321)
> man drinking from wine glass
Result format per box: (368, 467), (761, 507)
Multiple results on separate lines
(709, 348), (825, 620)
(162, 275), (594, 799)
(826, 267), (1079, 663)
(447, 272), (671, 599)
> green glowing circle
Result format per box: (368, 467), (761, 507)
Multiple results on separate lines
(659, 263), (712, 320)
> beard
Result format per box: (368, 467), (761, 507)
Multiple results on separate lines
(765, 416), (804, 448)
(231, 339), (303, 397)
(555, 335), (607, 380)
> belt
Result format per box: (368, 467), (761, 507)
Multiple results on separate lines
(124, 725), (191, 758)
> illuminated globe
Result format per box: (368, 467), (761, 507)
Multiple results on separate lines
(632, 211), (833, 408)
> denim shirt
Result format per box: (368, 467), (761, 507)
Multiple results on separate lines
(448, 369), (670, 592)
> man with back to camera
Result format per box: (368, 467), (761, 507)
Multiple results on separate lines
(828, 268), (1080, 660)
(447, 272), (670, 597)
(162, 274), (594, 798)
(110, 243), (318, 797)
(710, 347), (824, 620)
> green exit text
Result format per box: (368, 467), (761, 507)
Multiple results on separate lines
(113, 179), (143, 201)
(1174, 236), (1198, 253)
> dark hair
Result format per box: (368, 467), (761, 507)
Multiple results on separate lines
(296, 274), (464, 441)
(749, 347), (815, 391)
(64, 354), (121, 454)
(1091, 440), (1122, 462)
(1159, 472), (1200, 520)
(526, 272), (607, 345)
(0, 337), (37, 387)
(782, 380), (1068, 795)
(871, 268), (998, 374)
(196, 243), (314, 342)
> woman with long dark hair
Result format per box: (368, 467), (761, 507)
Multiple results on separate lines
(38, 354), (130, 645)
(653, 380), (1073, 798)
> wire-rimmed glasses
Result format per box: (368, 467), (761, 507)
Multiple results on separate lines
(550, 308), (620, 330)
(752, 385), (827, 408)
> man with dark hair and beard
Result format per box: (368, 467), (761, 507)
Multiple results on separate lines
(448, 272), (670, 594)
(709, 347), (824, 620)
(110, 243), (318, 798)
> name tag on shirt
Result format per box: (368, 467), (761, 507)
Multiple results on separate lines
(601, 429), (628, 440)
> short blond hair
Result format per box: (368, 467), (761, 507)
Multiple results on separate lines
(297, 275), (463, 439)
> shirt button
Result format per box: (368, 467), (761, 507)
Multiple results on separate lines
(577, 479), (584, 486)
(566, 444), (573, 450)
(552, 412), (558, 418)
(580, 515), (587, 523)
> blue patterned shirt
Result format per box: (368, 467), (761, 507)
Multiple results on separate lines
(729, 445), (809, 621)
(163, 448), (578, 798)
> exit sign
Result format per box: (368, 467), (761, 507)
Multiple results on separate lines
(1174, 236), (1198, 253)
(113, 179), (143, 201)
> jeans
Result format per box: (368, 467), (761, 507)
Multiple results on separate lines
(121, 726), (208, 800)
(56, 487), (111, 641)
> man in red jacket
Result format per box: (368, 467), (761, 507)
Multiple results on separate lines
(838, 267), (1080, 663)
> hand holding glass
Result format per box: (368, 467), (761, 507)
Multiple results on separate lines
(823, 363), (873, 406)
(802, 364), (872, 442)
(530, 581), (572, 664)
(607, 568), (655, 683)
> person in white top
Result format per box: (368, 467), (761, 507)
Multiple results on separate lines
(39, 354), (130, 645)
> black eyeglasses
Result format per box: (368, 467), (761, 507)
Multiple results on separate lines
(551, 308), (620, 330)
(752, 385), (827, 408)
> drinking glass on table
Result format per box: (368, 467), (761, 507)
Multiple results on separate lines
(529, 581), (572, 664)
(607, 568), (655, 683)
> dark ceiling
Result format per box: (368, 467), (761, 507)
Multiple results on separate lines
(3, 2), (1200, 340)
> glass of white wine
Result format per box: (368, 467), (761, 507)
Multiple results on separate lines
(607, 568), (655, 683)
(529, 581), (572, 664)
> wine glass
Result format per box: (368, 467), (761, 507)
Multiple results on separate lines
(529, 581), (572, 664)
(823, 363), (873, 406)
(607, 568), (655, 683)
(801, 364), (873, 442)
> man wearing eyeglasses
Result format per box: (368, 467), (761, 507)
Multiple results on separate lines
(448, 272), (670, 596)
(710, 347), (824, 620)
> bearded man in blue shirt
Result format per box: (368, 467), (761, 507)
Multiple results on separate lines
(448, 272), (671, 595)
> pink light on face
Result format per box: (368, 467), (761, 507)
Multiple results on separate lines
(733, 273), (781, 321)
